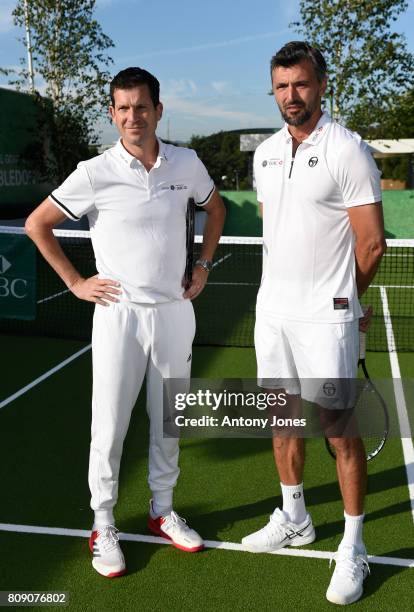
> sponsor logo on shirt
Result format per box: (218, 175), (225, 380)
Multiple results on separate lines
(333, 297), (349, 310)
(262, 158), (283, 167)
(308, 156), (318, 167)
(161, 184), (189, 190)
(310, 126), (324, 142)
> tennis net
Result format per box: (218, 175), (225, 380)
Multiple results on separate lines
(0, 227), (413, 352)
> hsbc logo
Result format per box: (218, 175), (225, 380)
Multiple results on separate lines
(0, 236), (36, 318)
(0, 254), (28, 298)
(0, 254), (11, 274)
(262, 159), (283, 167)
(0, 277), (28, 298)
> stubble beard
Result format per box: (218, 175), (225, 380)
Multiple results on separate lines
(281, 106), (312, 126)
(279, 95), (320, 127)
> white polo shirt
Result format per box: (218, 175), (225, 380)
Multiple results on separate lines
(254, 112), (382, 323)
(50, 138), (214, 303)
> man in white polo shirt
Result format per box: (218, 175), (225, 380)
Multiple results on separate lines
(241, 42), (385, 604)
(25, 67), (225, 578)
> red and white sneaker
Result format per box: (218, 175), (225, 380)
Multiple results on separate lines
(89, 525), (126, 578)
(148, 501), (204, 552)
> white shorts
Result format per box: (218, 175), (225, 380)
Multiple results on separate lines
(255, 312), (359, 408)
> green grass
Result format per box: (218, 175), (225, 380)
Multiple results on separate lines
(1, 533), (414, 612)
(0, 338), (413, 610)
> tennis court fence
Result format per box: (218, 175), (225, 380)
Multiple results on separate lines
(0, 227), (413, 352)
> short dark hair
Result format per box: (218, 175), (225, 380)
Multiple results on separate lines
(110, 67), (160, 107)
(270, 41), (327, 83)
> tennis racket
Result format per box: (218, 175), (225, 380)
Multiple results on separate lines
(325, 330), (389, 461)
(184, 198), (195, 290)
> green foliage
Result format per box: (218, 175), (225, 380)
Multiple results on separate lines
(188, 132), (250, 190)
(348, 87), (414, 182)
(377, 156), (409, 181)
(4, 0), (114, 181)
(293, 0), (414, 138)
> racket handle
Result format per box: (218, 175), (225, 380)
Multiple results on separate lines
(359, 330), (367, 360)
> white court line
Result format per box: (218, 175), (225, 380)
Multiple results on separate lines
(212, 253), (232, 268)
(37, 289), (70, 304)
(371, 284), (414, 289)
(379, 286), (414, 524)
(208, 282), (259, 286)
(207, 282), (412, 288)
(0, 344), (92, 411)
(0, 522), (412, 568)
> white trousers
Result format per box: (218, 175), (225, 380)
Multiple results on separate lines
(89, 299), (195, 526)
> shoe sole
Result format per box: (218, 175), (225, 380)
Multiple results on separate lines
(326, 586), (363, 605)
(147, 516), (204, 552)
(242, 530), (316, 553)
(91, 558), (127, 578)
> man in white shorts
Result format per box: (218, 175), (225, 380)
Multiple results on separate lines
(25, 67), (225, 578)
(241, 42), (386, 604)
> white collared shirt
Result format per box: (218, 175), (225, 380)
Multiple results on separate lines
(254, 112), (382, 323)
(50, 139), (214, 303)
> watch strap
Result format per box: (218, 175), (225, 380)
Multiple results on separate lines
(195, 258), (213, 272)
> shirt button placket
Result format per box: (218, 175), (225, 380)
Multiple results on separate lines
(146, 171), (152, 201)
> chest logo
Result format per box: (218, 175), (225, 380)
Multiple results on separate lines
(170, 184), (188, 190)
(262, 159), (283, 168)
(308, 156), (318, 168)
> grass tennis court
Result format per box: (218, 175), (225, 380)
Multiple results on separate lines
(0, 227), (413, 611)
(0, 332), (413, 611)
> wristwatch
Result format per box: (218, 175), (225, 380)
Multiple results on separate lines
(195, 258), (213, 272)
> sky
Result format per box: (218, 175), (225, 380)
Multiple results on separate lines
(1, 0), (414, 144)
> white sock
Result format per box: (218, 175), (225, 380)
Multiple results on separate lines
(93, 509), (115, 529)
(281, 482), (307, 524)
(341, 511), (364, 549)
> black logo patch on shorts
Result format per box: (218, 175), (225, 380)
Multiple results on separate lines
(323, 382), (336, 397)
(333, 297), (349, 310)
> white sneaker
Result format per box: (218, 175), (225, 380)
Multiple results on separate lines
(89, 525), (126, 578)
(242, 508), (315, 553)
(326, 544), (370, 605)
(148, 501), (204, 552)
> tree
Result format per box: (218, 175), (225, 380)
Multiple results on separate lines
(3, 0), (114, 181)
(189, 131), (250, 190)
(293, 0), (414, 137)
(359, 87), (414, 182)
